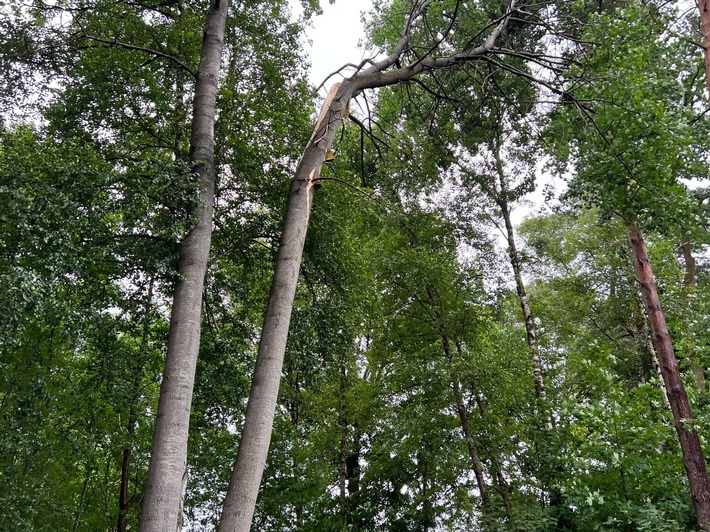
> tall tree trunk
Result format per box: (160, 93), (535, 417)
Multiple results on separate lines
(493, 147), (548, 423)
(491, 457), (513, 522)
(338, 361), (347, 516)
(442, 337), (489, 504)
(216, 7), (515, 527)
(140, 2), (228, 530)
(440, 334), (494, 529)
(627, 226), (710, 531)
(698, 0), (710, 100)
(218, 81), (355, 532)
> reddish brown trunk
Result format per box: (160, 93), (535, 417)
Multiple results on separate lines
(628, 227), (710, 530)
(698, 0), (710, 100)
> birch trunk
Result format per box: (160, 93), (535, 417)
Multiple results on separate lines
(492, 147), (548, 424)
(140, 2), (227, 529)
(627, 226), (710, 531)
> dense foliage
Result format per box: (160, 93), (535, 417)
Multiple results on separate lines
(1, 0), (709, 530)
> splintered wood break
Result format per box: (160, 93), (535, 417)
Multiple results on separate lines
(310, 83), (342, 146)
(307, 168), (321, 190)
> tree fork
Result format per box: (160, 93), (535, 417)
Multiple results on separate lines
(628, 226), (710, 530)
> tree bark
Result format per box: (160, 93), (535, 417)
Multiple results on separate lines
(492, 145), (549, 429)
(698, 0), (710, 101)
(140, 2), (228, 530)
(217, 4), (516, 527)
(442, 335), (489, 509)
(627, 226), (710, 531)
(217, 81), (355, 532)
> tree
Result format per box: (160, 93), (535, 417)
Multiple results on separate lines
(216, 1), (546, 528)
(1, 0), (314, 528)
(548, 2), (710, 527)
(140, 2), (228, 529)
(520, 208), (699, 529)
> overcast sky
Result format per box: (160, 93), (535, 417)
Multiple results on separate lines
(302, 1), (374, 89)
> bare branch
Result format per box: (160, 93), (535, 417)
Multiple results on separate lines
(361, 0), (432, 76)
(353, 0), (517, 92)
(82, 34), (197, 78)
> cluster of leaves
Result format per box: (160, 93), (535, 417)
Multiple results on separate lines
(2, 0), (710, 530)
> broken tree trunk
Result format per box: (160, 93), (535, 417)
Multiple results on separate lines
(217, 3), (517, 529)
(627, 226), (710, 531)
(218, 81), (355, 532)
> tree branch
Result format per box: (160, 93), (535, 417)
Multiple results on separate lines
(353, 0), (517, 92)
(82, 34), (197, 78)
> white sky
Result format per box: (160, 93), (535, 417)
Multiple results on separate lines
(301, 1), (374, 89)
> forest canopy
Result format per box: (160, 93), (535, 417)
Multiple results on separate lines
(1, 0), (710, 530)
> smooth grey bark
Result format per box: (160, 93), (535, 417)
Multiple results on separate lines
(140, 1), (228, 530)
(218, 80), (356, 531)
(628, 226), (710, 531)
(218, 3), (516, 529)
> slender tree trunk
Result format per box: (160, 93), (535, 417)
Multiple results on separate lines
(440, 334), (492, 528)
(338, 361), (347, 516)
(119, 280), (154, 532)
(627, 226), (710, 531)
(641, 305), (671, 410)
(217, 81), (354, 532)
(491, 458), (513, 522)
(140, 2), (228, 530)
(493, 148), (548, 425)
(681, 236), (697, 287)
(73, 444), (98, 532)
(346, 451), (360, 496)
(118, 366), (146, 531)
